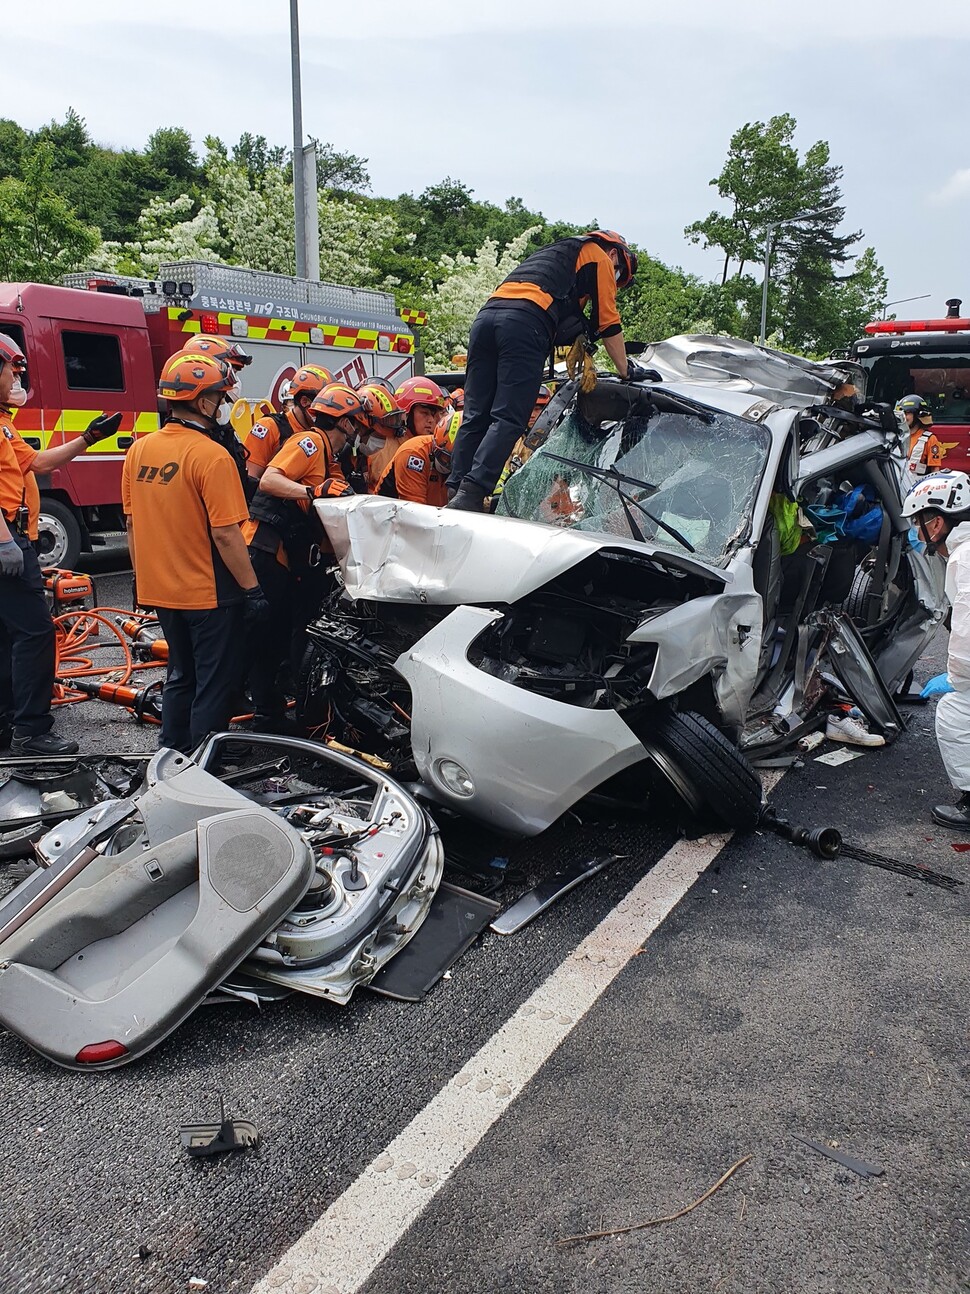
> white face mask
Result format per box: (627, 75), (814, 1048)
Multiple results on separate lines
(359, 434), (386, 457)
(615, 268), (622, 283)
(7, 379), (27, 407)
(215, 401), (232, 425)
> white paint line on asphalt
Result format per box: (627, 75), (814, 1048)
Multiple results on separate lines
(253, 779), (780, 1294)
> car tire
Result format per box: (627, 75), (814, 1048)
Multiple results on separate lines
(639, 708), (763, 831)
(37, 499), (82, 570)
(843, 568), (874, 622)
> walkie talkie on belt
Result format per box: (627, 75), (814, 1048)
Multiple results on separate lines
(14, 490), (29, 537)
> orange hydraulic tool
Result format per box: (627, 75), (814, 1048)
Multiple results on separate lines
(65, 677), (164, 722)
(116, 617), (169, 662)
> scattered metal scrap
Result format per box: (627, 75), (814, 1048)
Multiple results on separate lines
(490, 854), (619, 936)
(792, 1133), (884, 1178)
(180, 1099), (259, 1158)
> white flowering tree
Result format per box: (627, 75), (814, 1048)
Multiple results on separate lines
(90, 194), (223, 275)
(420, 226), (540, 367)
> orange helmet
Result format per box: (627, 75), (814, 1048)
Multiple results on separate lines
(309, 382), (368, 426)
(180, 336), (252, 370)
(585, 230), (638, 288)
(394, 376), (447, 418)
(358, 384), (405, 436)
(289, 364), (335, 403)
(359, 374), (396, 396)
(431, 410), (461, 473)
(449, 387), (465, 410)
(158, 353), (233, 403)
(528, 384), (553, 428)
(0, 332), (27, 373)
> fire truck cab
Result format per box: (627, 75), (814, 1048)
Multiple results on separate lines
(850, 296), (970, 473)
(0, 262), (418, 567)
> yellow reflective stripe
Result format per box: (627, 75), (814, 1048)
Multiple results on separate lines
(248, 325), (269, 340)
(291, 329), (310, 343)
(269, 319), (296, 332)
(58, 409), (99, 432)
(331, 335), (356, 348)
(134, 412), (159, 432)
(357, 330), (379, 344)
(181, 320), (201, 334)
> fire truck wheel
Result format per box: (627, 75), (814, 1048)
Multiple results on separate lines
(37, 500), (82, 570)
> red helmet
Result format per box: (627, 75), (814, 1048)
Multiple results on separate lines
(0, 332), (27, 374)
(585, 230), (638, 288)
(180, 336), (252, 370)
(358, 384), (405, 435)
(309, 382), (368, 426)
(432, 410), (461, 473)
(158, 353), (233, 403)
(394, 376), (447, 418)
(290, 365), (335, 403)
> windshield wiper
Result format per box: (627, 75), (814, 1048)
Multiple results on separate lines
(542, 452), (696, 553)
(641, 386), (717, 424)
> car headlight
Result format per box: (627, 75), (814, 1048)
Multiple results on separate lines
(434, 758), (475, 798)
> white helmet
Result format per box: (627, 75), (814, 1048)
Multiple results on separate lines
(901, 470), (970, 519)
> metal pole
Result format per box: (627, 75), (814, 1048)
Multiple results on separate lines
(302, 142), (319, 282)
(759, 225), (774, 346)
(290, 0), (306, 278)
(881, 293), (931, 320)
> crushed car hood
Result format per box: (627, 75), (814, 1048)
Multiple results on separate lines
(315, 495), (729, 604)
(638, 334), (864, 411)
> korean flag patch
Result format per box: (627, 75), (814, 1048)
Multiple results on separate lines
(298, 436), (317, 457)
(407, 454), (425, 471)
(250, 424), (268, 440)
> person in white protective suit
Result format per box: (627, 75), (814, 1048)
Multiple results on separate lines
(901, 470), (970, 828)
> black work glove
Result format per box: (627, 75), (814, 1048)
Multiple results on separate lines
(82, 412), (123, 446)
(243, 584), (270, 625)
(0, 539), (24, 579)
(622, 360), (650, 384)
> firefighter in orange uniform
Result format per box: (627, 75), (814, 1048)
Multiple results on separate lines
(179, 336), (254, 492)
(123, 353), (268, 753)
(243, 382), (375, 728)
(377, 410), (460, 507)
(367, 376), (447, 489)
(354, 384), (405, 489)
(0, 333), (122, 754)
(243, 364), (333, 483)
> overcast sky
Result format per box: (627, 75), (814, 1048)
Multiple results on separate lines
(7, 0), (970, 320)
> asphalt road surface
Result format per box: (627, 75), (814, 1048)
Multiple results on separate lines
(0, 548), (966, 1294)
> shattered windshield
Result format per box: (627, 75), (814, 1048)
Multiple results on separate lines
(496, 403), (772, 562)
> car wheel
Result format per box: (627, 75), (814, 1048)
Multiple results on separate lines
(37, 499), (82, 570)
(639, 708), (763, 831)
(295, 639), (338, 729)
(843, 568), (874, 623)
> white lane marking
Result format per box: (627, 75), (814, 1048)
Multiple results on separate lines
(252, 785), (779, 1294)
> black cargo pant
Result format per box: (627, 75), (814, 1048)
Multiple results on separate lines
(155, 603), (244, 753)
(447, 304), (550, 496)
(0, 534), (56, 739)
(246, 549), (330, 723)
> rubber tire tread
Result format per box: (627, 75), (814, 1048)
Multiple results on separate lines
(843, 568), (874, 622)
(646, 708), (763, 831)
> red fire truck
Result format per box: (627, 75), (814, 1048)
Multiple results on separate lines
(850, 296), (970, 473)
(0, 262), (422, 567)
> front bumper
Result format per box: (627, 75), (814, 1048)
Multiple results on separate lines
(395, 606), (647, 835)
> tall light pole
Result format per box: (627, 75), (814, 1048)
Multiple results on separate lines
(881, 293), (931, 320)
(758, 205), (839, 346)
(290, 0), (307, 278)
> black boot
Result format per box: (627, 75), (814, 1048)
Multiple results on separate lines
(11, 731), (80, 757)
(931, 792), (970, 829)
(445, 482), (487, 513)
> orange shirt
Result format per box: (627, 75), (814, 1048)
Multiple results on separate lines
(244, 408), (307, 474)
(0, 411), (38, 538)
(122, 420), (249, 610)
(367, 430), (416, 490)
(376, 435), (449, 506)
(241, 429), (349, 566)
(909, 427), (944, 473)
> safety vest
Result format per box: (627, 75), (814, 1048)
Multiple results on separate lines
(492, 234), (614, 346)
(908, 428), (934, 475)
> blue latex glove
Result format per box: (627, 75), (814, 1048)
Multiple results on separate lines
(920, 673), (955, 698)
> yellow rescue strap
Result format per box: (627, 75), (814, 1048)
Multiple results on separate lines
(566, 337), (598, 393)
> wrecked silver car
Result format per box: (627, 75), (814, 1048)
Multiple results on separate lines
(301, 336), (946, 836)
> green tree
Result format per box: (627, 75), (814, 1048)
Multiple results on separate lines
(0, 141), (100, 282)
(0, 119), (29, 181)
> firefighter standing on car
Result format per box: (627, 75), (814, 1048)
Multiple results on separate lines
(122, 353), (269, 753)
(377, 410), (460, 507)
(446, 231), (644, 511)
(367, 377), (448, 489)
(243, 382), (377, 729)
(243, 364), (334, 483)
(0, 334), (123, 754)
(896, 395), (945, 476)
